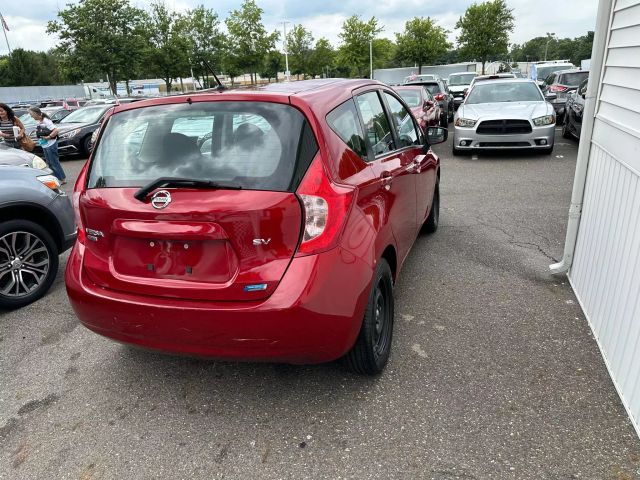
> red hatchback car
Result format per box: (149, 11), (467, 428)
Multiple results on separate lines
(394, 85), (442, 132)
(66, 79), (444, 374)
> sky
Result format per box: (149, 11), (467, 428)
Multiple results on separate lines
(0, 0), (598, 56)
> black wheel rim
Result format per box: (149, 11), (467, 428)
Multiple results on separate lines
(0, 231), (50, 298)
(372, 276), (392, 360)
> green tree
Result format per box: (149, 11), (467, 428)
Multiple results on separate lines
(186, 5), (225, 88)
(308, 38), (335, 77)
(286, 24), (314, 79)
(372, 38), (399, 69)
(337, 15), (383, 78)
(395, 17), (451, 73)
(225, 0), (279, 84)
(145, 2), (191, 93)
(259, 50), (283, 82)
(47, 0), (148, 94)
(455, 0), (514, 74)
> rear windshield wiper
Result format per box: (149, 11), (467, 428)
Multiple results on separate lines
(134, 177), (242, 202)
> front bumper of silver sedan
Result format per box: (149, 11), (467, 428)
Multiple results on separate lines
(453, 123), (555, 150)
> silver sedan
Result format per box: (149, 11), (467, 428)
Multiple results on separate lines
(452, 79), (556, 155)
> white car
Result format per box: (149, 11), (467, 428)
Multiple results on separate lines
(0, 142), (49, 170)
(453, 79), (556, 155)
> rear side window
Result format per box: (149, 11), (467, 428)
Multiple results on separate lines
(88, 102), (317, 192)
(326, 99), (367, 159)
(355, 91), (395, 157)
(423, 83), (441, 95)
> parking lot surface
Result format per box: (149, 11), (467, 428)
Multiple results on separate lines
(2, 133), (639, 479)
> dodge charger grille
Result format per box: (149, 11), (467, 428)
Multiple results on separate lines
(476, 119), (532, 135)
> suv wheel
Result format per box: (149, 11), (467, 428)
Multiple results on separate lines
(562, 118), (572, 139)
(344, 258), (394, 375)
(0, 220), (59, 309)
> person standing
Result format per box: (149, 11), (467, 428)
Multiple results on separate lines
(0, 103), (25, 148)
(28, 106), (66, 184)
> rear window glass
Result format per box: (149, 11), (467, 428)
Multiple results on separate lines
(421, 83), (441, 95)
(396, 90), (421, 107)
(88, 102), (317, 192)
(559, 72), (589, 86)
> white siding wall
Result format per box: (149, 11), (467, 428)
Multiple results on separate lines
(570, 0), (640, 431)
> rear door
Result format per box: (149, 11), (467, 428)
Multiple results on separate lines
(354, 89), (417, 262)
(80, 99), (317, 302)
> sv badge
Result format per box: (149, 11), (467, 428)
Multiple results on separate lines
(253, 238), (271, 246)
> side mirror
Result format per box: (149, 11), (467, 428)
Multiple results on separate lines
(545, 93), (557, 101)
(426, 126), (447, 146)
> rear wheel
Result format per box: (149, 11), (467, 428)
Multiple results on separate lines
(562, 118), (572, 139)
(0, 220), (59, 309)
(422, 181), (439, 234)
(447, 104), (454, 122)
(344, 259), (394, 375)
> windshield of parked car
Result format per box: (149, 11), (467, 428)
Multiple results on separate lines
(88, 101), (318, 192)
(559, 72), (589, 86)
(449, 73), (476, 86)
(19, 113), (37, 128)
(397, 90), (422, 107)
(466, 82), (543, 104)
(60, 106), (109, 124)
(537, 65), (573, 80)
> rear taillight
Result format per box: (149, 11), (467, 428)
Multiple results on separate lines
(549, 85), (568, 93)
(73, 163), (89, 244)
(296, 155), (355, 256)
(434, 94), (445, 101)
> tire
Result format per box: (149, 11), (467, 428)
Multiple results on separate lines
(541, 145), (554, 155)
(0, 220), (59, 309)
(82, 135), (93, 158)
(344, 259), (394, 375)
(422, 180), (439, 234)
(452, 144), (462, 156)
(447, 104), (454, 123)
(440, 114), (447, 129)
(562, 118), (572, 139)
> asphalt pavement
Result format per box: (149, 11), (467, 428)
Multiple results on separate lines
(2, 131), (639, 479)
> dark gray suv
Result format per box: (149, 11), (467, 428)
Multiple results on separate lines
(0, 166), (76, 309)
(541, 69), (589, 121)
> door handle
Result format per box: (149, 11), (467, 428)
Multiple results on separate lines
(381, 171), (392, 191)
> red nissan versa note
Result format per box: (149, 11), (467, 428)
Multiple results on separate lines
(65, 79), (445, 375)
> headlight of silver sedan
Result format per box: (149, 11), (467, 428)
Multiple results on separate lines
(59, 128), (81, 139)
(454, 118), (477, 128)
(532, 115), (556, 126)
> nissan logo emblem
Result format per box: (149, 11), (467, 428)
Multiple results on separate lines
(151, 190), (172, 209)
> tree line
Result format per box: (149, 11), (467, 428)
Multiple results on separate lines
(0, 0), (594, 92)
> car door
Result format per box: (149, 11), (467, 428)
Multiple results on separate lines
(382, 91), (437, 228)
(354, 89), (417, 263)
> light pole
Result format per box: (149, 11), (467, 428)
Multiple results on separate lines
(369, 39), (373, 79)
(282, 21), (290, 81)
(544, 33), (555, 61)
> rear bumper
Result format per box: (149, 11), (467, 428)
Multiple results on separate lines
(453, 124), (555, 150)
(65, 243), (373, 364)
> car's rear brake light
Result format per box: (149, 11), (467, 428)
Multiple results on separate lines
(549, 85), (568, 92)
(434, 94), (445, 101)
(73, 162), (89, 244)
(296, 155), (355, 256)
